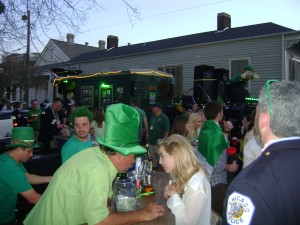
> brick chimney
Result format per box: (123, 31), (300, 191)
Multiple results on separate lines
(98, 40), (106, 50)
(217, 13), (231, 31)
(67, 33), (75, 44)
(107, 35), (118, 49)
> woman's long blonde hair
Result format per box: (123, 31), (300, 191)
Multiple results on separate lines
(158, 134), (205, 193)
(186, 113), (201, 143)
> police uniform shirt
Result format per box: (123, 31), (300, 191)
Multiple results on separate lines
(12, 108), (27, 127)
(222, 138), (300, 225)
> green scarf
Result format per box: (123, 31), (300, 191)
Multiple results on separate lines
(198, 120), (229, 166)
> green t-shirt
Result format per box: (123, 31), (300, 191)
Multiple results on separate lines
(24, 147), (118, 225)
(26, 108), (42, 131)
(148, 112), (170, 145)
(135, 107), (146, 137)
(61, 135), (93, 163)
(0, 153), (32, 224)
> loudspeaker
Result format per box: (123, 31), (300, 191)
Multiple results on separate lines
(194, 65), (214, 80)
(214, 68), (229, 82)
(193, 65), (217, 102)
(214, 68), (229, 101)
(226, 83), (250, 103)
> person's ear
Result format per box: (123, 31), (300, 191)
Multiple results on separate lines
(259, 111), (270, 129)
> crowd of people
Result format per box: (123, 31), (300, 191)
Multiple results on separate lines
(0, 80), (300, 225)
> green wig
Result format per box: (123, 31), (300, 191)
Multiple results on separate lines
(69, 106), (94, 126)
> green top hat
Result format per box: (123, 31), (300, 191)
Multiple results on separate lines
(6, 127), (40, 149)
(243, 65), (254, 71)
(96, 103), (146, 156)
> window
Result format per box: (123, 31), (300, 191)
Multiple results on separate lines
(50, 49), (55, 62)
(81, 86), (94, 107)
(159, 66), (182, 97)
(290, 57), (300, 81)
(164, 67), (176, 77)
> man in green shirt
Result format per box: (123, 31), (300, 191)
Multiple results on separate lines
(130, 98), (149, 144)
(26, 99), (42, 138)
(148, 102), (170, 169)
(24, 103), (165, 225)
(0, 127), (51, 225)
(61, 106), (93, 163)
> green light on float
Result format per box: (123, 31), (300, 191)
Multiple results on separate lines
(245, 97), (259, 102)
(100, 83), (110, 88)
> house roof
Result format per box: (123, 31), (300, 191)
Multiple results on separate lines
(69, 22), (294, 63)
(51, 39), (99, 60)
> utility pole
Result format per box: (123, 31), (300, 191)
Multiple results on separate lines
(22, 4), (30, 104)
(26, 9), (30, 105)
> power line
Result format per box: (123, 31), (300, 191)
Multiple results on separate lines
(83, 0), (230, 32)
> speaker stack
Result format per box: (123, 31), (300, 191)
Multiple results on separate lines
(193, 65), (217, 103)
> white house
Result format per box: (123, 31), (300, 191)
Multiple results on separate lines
(34, 13), (300, 104)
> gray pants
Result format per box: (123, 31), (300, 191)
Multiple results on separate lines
(148, 144), (159, 169)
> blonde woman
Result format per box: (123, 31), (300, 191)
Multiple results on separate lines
(186, 112), (205, 146)
(158, 134), (211, 225)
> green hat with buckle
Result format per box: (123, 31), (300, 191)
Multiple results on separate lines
(96, 103), (146, 156)
(6, 127), (40, 149)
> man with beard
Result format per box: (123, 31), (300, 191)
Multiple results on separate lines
(222, 80), (300, 225)
(61, 106), (93, 163)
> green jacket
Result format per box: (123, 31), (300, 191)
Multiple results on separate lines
(198, 120), (229, 166)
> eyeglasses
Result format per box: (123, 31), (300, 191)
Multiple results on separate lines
(264, 80), (278, 116)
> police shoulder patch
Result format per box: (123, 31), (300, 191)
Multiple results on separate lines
(226, 191), (255, 225)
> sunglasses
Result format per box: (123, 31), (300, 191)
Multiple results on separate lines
(264, 80), (278, 116)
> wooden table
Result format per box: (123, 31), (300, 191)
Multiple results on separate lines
(134, 171), (175, 225)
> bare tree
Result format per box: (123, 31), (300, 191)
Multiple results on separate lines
(0, 0), (140, 53)
(0, 0), (139, 102)
(0, 0), (105, 53)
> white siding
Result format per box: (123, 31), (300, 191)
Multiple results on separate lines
(68, 35), (284, 98)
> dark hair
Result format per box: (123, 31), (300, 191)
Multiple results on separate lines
(248, 109), (256, 131)
(31, 99), (38, 104)
(15, 102), (23, 108)
(130, 98), (138, 106)
(170, 115), (188, 136)
(53, 97), (63, 104)
(204, 101), (223, 120)
(100, 145), (117, 155)
(93, 108), (105, 128)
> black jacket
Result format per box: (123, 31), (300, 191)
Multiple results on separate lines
(222, 138), (300, 225)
